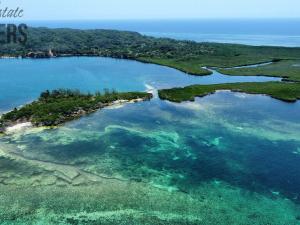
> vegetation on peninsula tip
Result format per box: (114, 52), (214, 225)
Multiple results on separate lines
(158, 82), (300, 103)
(0, 89), (152, 132)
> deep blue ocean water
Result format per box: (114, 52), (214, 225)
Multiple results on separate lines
(0, 20), (300, 223)
(24, 19), (300, 47)
(0, 56), (299, 202)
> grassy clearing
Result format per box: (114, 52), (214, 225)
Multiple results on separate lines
(158, 82), (300, 103)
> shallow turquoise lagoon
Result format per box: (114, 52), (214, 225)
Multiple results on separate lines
(0, 57), (299, 224)
(0, 57), (280, 112)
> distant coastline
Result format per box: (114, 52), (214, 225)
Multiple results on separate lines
(0, 26), (299, 108)
(15, 19), (300, 47)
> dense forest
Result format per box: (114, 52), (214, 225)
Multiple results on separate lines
(158, 81), (300, 103)
(1, 27), (299, 114)
(2, 27), (300, 75)
(0, 89), (152, 132)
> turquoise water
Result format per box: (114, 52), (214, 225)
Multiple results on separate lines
(0, 57), (299, 224)
(0, 57), (279, 112)
(4, 92), (300, 196)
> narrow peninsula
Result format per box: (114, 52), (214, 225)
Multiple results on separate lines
(1, 27), (300, 103)
(218, 59), (300, 82)
(158, 82), (300, 103)
(2, 27), (300, 76)
(0, 89), (152, 133)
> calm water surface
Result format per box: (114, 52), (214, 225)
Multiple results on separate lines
(0, 56), (299, 223)
(0, 57), (279, 112)
(25, 19), (300, 47)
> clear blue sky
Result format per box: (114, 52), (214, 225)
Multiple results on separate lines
(3, 0), (300, 20)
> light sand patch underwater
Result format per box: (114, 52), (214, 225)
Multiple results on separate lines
(6, 127), (102, 146)
(0, 181), (299, 225)
(104, 124), (181, 151)
(166, 98), (300, 142)
(0, 90), (299, 224)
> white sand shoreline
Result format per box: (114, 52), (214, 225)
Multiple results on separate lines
(5, 122), (33, 133)
(2, 97), (149, 134)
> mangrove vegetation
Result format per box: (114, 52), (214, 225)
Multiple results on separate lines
(0, 89), (152, 132)
(158, 82), (300, 103)
(2, 27), (300, 76)
(1, 27), (300, 105)
(218, 59), (300, 82)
